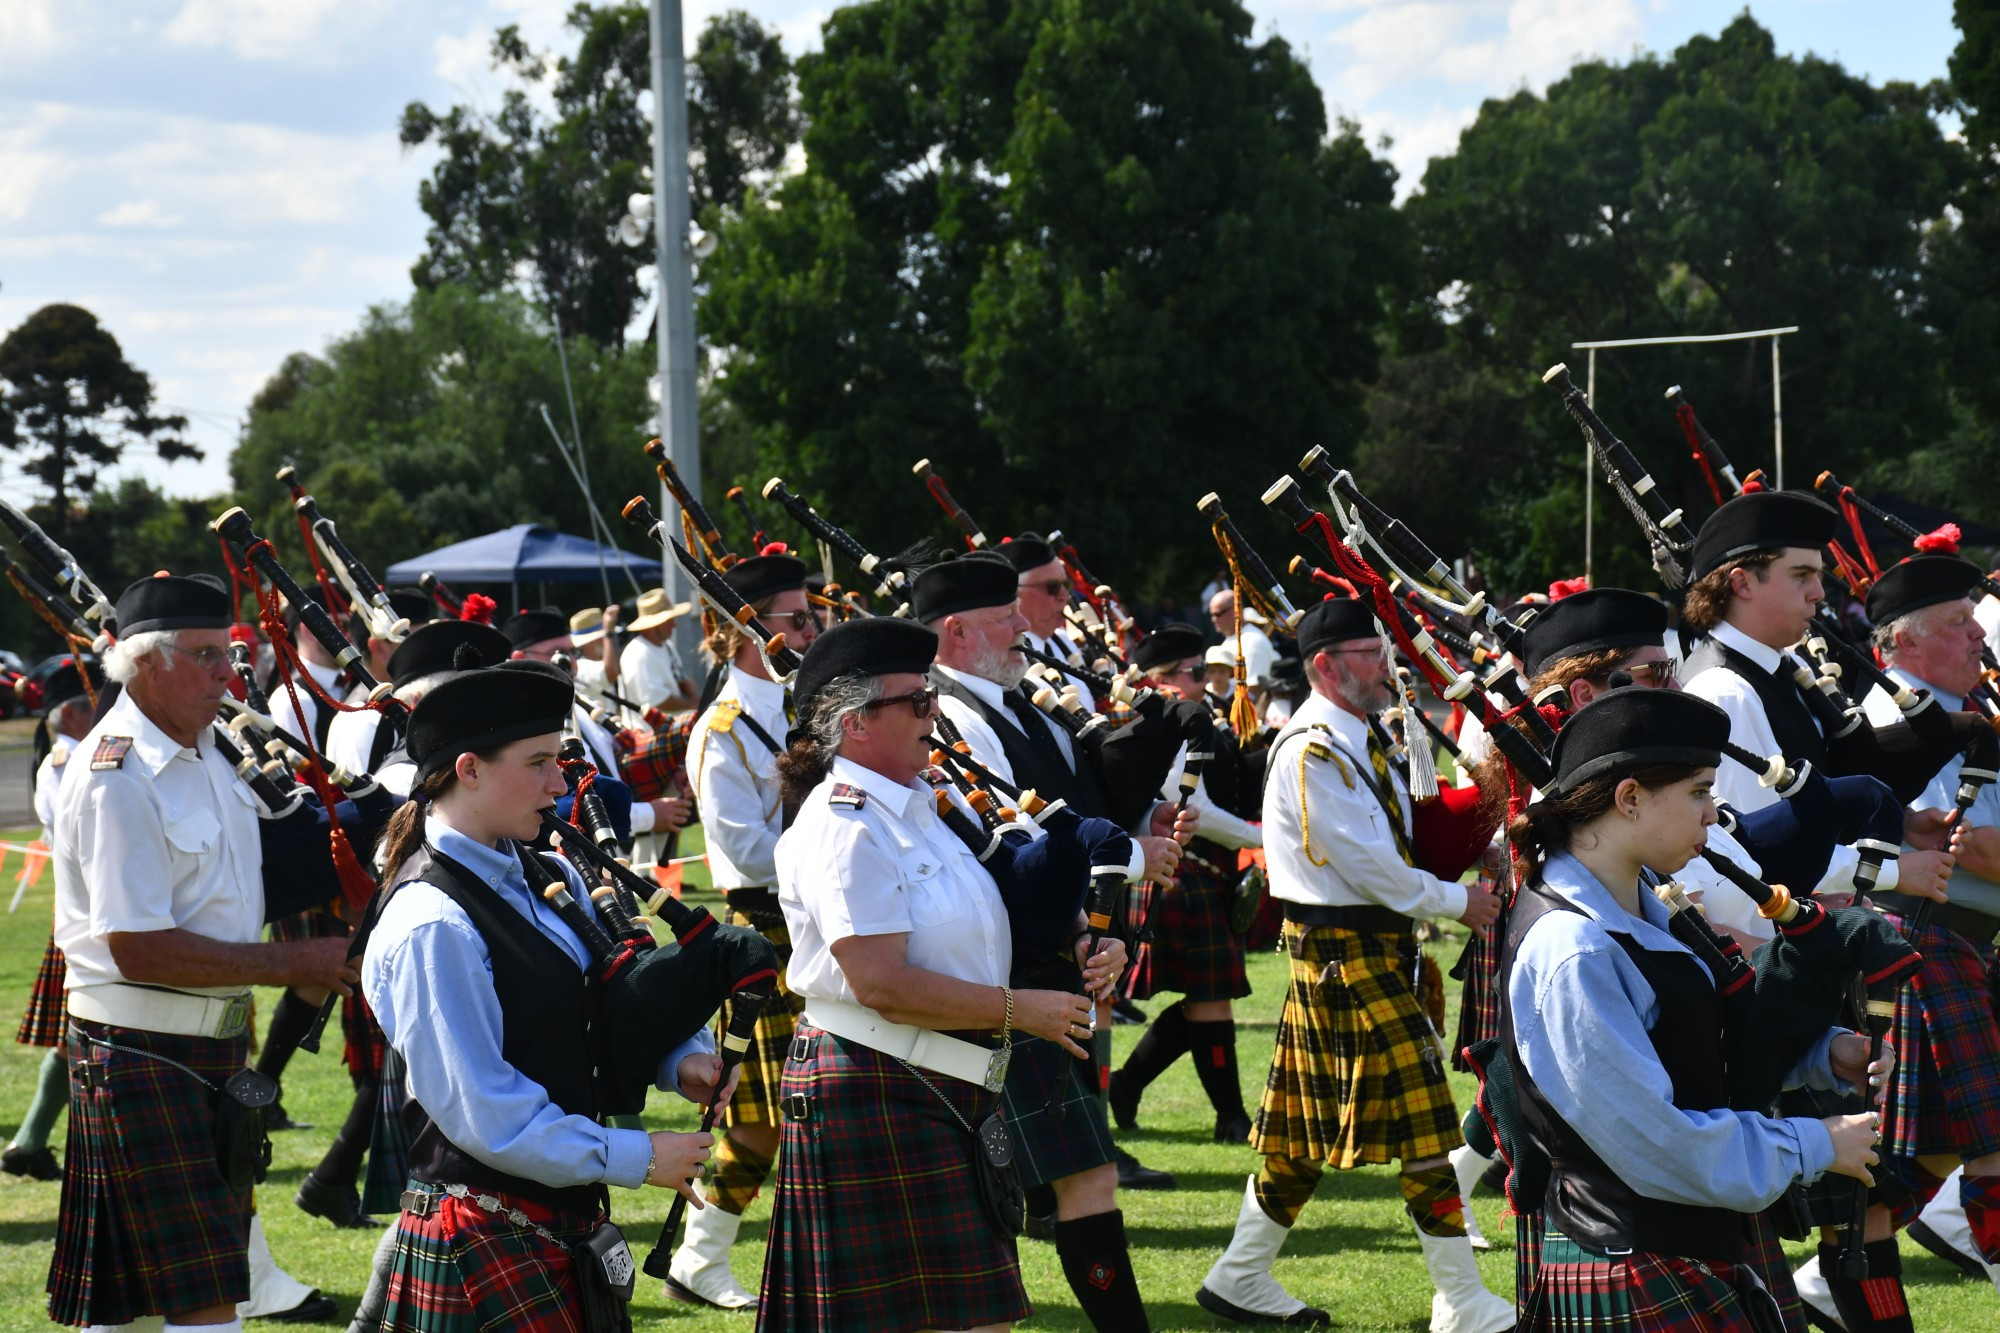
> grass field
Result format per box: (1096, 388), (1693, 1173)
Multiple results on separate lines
(0, 827), (1990, 1331)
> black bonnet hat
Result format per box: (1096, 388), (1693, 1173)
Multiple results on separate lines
(1134, 623), (1206, 672)
(912, 552), (1018, 622)
(387, 586), (434, 628)
(791, 618), (937, 725)
(1550, 687), (1729, 795)
(723, 554), (808, 604)
(1000, 532), (1057, 573)
(1689, 491), (1838, 582)
(407, 659), (575, 780)
(40, 657), (104, 711)
(1864, 554), (1984, 627)
(116, 573), (232, 636)
(1296, 594), (1379, 657)
(1520, 588), (1670, 678)
(501, 605), (569, 651)
(387, 620), (514, 688)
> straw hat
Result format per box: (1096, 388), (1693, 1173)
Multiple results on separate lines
(627, 588), (692, 633)
(569, 607), (608, 648)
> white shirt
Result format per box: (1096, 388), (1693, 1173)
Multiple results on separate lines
(573, 654), (612, 709)
(1864, 665), (2000, 916)
(1978, 594), (2000, 662)
(1263, 691), (1468, 920)
(1024, 629), (1097, 701)
(324, 706), (385, 780)
(34, 733), (78, 844)
(1223, 621), (1278, 687)
(54, 690), (267, 993)
(274, 658), (346, 748)
(933, 662), (1079, 786)
(777, 756), (1011, 1003)
(618, 636), (687, 715)
(571, 702), (656, 835)
(691, 666), (788, 889)
(1160, 739), (1260, 850)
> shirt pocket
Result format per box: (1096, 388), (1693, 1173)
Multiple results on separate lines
(900, 853), (964, 928)
(163, 808), (221, 871)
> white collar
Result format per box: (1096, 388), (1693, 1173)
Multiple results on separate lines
(109, 688), (208, 776)
(1707, 620), (1786, 675)
(826, 754), (921, 817)
(729, 664), (788, 715)
(934, 662), (1010, 712)
(1538, 850), (1684, 948)
(1291, 689), (1370, 753)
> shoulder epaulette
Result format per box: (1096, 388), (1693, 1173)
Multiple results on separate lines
(707, 699), (743, 732)
(828, 782), (867, 809)
(1300, 733), (1353, 788)
(91, 736), (133, 771)
(918, 767), (951, 788)
(50, 747), (69, 768)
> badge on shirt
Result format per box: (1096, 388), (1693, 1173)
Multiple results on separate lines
(90, 736), (133, 771)
(828, 783), (867, 809)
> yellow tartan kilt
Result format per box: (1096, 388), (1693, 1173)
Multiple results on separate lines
(1254, 920), (1461, 1169)
(718, 912), (806, 1130)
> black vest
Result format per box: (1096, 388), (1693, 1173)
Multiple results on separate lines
(1684, 638), (1824, 768)
(392, 844), (608, 1216)
(1499, 878), (1744, 1264)
(935, 674), (1110, 820)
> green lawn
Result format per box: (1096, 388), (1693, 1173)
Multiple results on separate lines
(0, 829), (1990, 1330)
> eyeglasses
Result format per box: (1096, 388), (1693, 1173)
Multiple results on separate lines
(760, 610), (819, 632)
(1623, 659), (1678, 688)
(1326, 641), (1387, 656)
(863, 685), (939, 719)
(165, 643), (232, 671)
(1022, 579), (1068, 598)
(1162, 663), (1204, 682)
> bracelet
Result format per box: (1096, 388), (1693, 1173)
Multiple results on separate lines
(1000, 986), (1014, 1042)
(644, 1139), (656, 1185)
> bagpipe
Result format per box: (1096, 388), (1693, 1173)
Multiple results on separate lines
(762, 476), (915, 612)
(912, 458), (991, 550)
(622, 497), (803, 684)
(1195, 491), (1300, 740)
(1047, 528), (1136, 665)
(1541, 363), (1697, 588)
(646, 439), (738, 571)
(0, 497), (118, 648)
(276, 465), (411, 643)
(723, 485), (769, 556)
(1663, 385), (1742, 505)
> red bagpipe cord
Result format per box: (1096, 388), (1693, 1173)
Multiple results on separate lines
(1674, 402), (1727, 508)
(925, 477), (978, 550)
(220, 538), (381, 914)
(1833, 489), (1883, 586)
(289, 503), (353, 622)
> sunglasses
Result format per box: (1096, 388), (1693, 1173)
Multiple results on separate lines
(761, 609), (820, 632)
(863, 685), (939, 719)
(1622, 659), (1678, 688)
(1022, 579), (1068, 598)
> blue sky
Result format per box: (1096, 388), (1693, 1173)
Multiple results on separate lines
(0, 1), (1963, 503)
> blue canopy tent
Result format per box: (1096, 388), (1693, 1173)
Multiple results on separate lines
(385, 524), (661, 609)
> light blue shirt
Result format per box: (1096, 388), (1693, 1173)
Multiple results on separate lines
(362, 813), (713, 1191)
(1509, 851), (1841, 1213)
(1864, 666), (2000, 917)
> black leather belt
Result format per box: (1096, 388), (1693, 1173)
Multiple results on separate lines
(725, 888), (784, 926)
(1871, 892), (2000, 946)
(1283, 900), (1415, 936)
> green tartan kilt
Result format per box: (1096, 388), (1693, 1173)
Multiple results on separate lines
(1526, 1228), (1785, 1332)
(380, 1182), (601, 1333)
(1254, 921), (1461, 1168)
(16, 931), (66, 1047)
(718, 911), (804, 1131)
(1000, 1033), (1117, 1189)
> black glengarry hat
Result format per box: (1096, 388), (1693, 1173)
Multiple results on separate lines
(1521, 588), (1670, 677)
(1000, 532), (1057, 573)
(1689, 491), (1839, 582)
(387, 587), (434, 627)
(1134, 624), (1205, 672)
(723, 554), (808, 603)
(1296, 594), (1378, 657)
(1864, 554), (1984, 627)
(1551, 688), (1728, 794)
(387, 620), (514, 688)
(792, 618), (937, 724)
(407, 659), (575, 779)
(40, 657), (103, 711)
(501, 606), (569, 651)
(116, 573), (232, 635)
(912, 552), (1018, 622)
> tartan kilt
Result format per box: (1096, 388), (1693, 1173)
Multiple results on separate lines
(16, 932), (66, 1047)
(1254, 921), (1461, 1169)
(1001, 1033), (1117, 1189)
(1879, 915), (2000, 1158)
(757, 1024), (1030, 1333)
(1526, 1228), (1778, 1332)
(342, 989), (390, 1084)
(1122, 849), (1250, 1002)
(48, 1020), (253, 1325)
(381, 1183), (601, 1333)
(615, 711), (694, 800)
(266, 906), (346, 943)
(718, 911), (804, 1131)
(364, 1048), (414, 1217)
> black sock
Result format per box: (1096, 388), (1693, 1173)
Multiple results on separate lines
(312, 1077), (378, 1191)
(1186, 1018), (1245, 1121)
(1026, 1183), (1057, 1219)
(1055, 1209), (1151, 1333)
(1817, 1240), (1914, 1333)
(1117, 1001), (1189, 1095)
(256, 989), (320, 1087)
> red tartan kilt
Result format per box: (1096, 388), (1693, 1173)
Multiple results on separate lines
(266, 907), (347, 944)
(17, 933), (66, 1047)
(1123, 852), (1249, 1002)
(342, 990), (388, 1083)
(1527, 1228), (1775, 1332)
(1880, 916), (2000, 1158)
(615, 712), (694, 800)
(381, 1186), (599, 1333)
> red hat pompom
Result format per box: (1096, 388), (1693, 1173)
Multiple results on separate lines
(1548, 576), (1590, 601)
(1914, 523), (1962, 555)
(759, 541), (791, 557)
(229, 623), (260, 646)
(460, 592), (498, 625)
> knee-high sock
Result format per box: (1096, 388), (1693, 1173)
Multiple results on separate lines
(1961, 1172), (2000, 1265)
(1879, 1155), (1947, 1233)
(1186, 1018), (1246, 1121)
(311, 1077), (379, 1191)
(1818, 1240), (1914, 1333)
(1253, 1153), (1324, 1228)
(10, 1045), (69, 1152)
(1400, 1162), (1467, 1239)
(704, 1131), (775, 1216)
(347, 1219), (401, 1333)
(1117, 1001), (1189, 1093)
(1055, 1209), (1150, 1333)
(254, 989), (319, 1087)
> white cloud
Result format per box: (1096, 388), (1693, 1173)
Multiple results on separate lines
(162, 0), (389, 63)
(98, 199), (183, 228)
(0, 0), (62, 63)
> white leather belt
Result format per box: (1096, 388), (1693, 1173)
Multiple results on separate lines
(69, 984), (254, 1040)
(803, 997), (1011, 1092)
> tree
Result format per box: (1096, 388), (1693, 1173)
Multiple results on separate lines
(698, 0), (1408, 596)
(401, 4), (800, 348)
(0, 304), (199, 535)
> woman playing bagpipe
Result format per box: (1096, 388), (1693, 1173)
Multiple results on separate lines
(362, 657), (735, 1332)
(1491, 687), (1890, 1332)
(758, 617), (1139, 1333)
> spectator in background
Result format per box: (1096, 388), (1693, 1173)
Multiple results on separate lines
(1207, 589), (1278, 691)
(619, 589), (700, 719)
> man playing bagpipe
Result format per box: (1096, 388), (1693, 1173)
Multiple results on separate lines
(665, 552), (820, 1311)
(1199, 595), (1511, 1332)
(1005, 531), (1097, 700)
(1109, 623), (1266, 1145)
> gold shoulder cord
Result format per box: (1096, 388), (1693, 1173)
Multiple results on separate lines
(1298, 746), (1328, 867)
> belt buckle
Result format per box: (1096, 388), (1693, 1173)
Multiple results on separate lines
(400, 1188), (438, 1217)
(982, 1043), (1011, 1093)
(215, 993), (252, 1040)
(785, 1093), (812, 1122)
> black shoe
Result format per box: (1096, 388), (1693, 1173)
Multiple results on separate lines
(1797, 1294), (1845, 1333)
(256, 1291), (339, 1323)
(1907, 1218), (1986, 1280)
(1480, 1155), (1510, 1195)
(295, 1173), (376, 1229)
(0, 1145), (60, 1181)
(1111, 997), (1147, 1026)
(1108, 1069), (1140, 1131)
(1114, 1146), (1176, 1190)
(1024, 1207), (1059, 1241)
(1214, 1111), (1253, 1144)
(1195, 1284), (1331, 1327)
(266, 1102), (313, 1132)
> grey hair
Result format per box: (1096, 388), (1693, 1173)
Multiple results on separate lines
(394, 670), (455, 705)
(800, 673), (887, 755)
(1872, 603), (1948, 660)
(104, 630), (180, 684)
